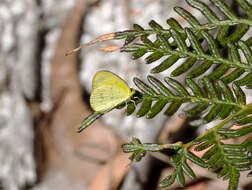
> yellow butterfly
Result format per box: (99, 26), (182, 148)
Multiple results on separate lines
(78, 71), (135, 132)
(90, 71), (135, 113)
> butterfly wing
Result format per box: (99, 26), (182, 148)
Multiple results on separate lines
(90, 86), (131, 113)
(92, 71), (131, 94)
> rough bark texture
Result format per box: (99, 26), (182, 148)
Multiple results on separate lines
(0, 0), (39, 189)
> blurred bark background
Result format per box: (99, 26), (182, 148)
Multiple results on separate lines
(0, 0), (251, 190)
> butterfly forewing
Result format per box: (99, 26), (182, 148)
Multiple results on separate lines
(92, 71), (131, 94)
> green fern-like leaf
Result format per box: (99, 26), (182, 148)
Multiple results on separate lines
(122, 106), (252, 189)
(190, 109), (252, 190)
(125, 76), (246, 124)
(159, 148), (203, 188)
(117, 0), (252, 85)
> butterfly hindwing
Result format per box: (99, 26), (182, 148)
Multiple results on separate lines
(90, 86), (130, 113)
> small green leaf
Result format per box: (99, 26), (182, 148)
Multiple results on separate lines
(126, 102), (136, 116)
(225, 153), (249, 160)
(176, 167), (185, 187)
(216, 80), (235, 102)
(78, 112), (102, 133)
(147, 75), (174, 96)
(115, 31), (135, 40)
(165, 77), (189, 96)
(248, 171), (252, 177)
(158, 175), (176, 187)
(186, 150), (207, 168)
(202, 144), (218, 160)
(132, 149), (147, 162)
(122, 137), (142, 152)
(140, 35), (154, 46)
(228, 168), (240, 190)
(166, 18), (185, 38)
(207, 152), (222, 165)
(125, 35), (137, 45)
(136, 98), (152, 117)
(217, 167), (230, 178)
(149, 20), (163, 32)
(246, 36), (252, 47)
(236, 166), (251, 171)
(235, 72), (252, 86)
(164, 101), (182, 116)
(218, 125), (252, 139)
(157, 34), (172, 49)
(232, 83), (246, 105)
(235, 116), (252, 125)
(170, 29), (188, 52)
(186, 103), (208, 117)
(223, 24), (249, 45)
(132, 49), (147, 60)
(219, 105), (235, 119)
(195, 141), (215, 151)
(182, 162), (196, 179)
(228, 43), (241, 62)
(186, 28), (204, 55)
(147, 99), (168, 119)
(210, 0), (237, 19)
(174, 7), (201, 27)
(201, 31), (222, 58)
(145, 51), (164, 64)
(238, 40), (252, 65)
(208, 65), (230, 81)
(133, 24), (144, 31)
(187, 0), (220, 23)
(121, 45), (139, 52)
(134, 78), (157, 96)
(210, 159), (225, 171)
(151, 55), (180, 73)
(193, 132), (214, 144)
(231, 159), (252, 166)
(222, 68), (245, 84)
(217, 26), (230, 46)
(223, 144), (247, 152)
(116, 102), (126, 109)
(171, 57), (197, 77)
(153, 38), (162, 48)
(234, 109), (252, 120)
(187, 61), (212, 78)
(202, 77), (218, 99)
(236, 0), (252, 20)
(186, 78), (203, 98)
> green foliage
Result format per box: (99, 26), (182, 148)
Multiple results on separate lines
(79, 0), (252, 189)
(127, 76), (246, 123)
